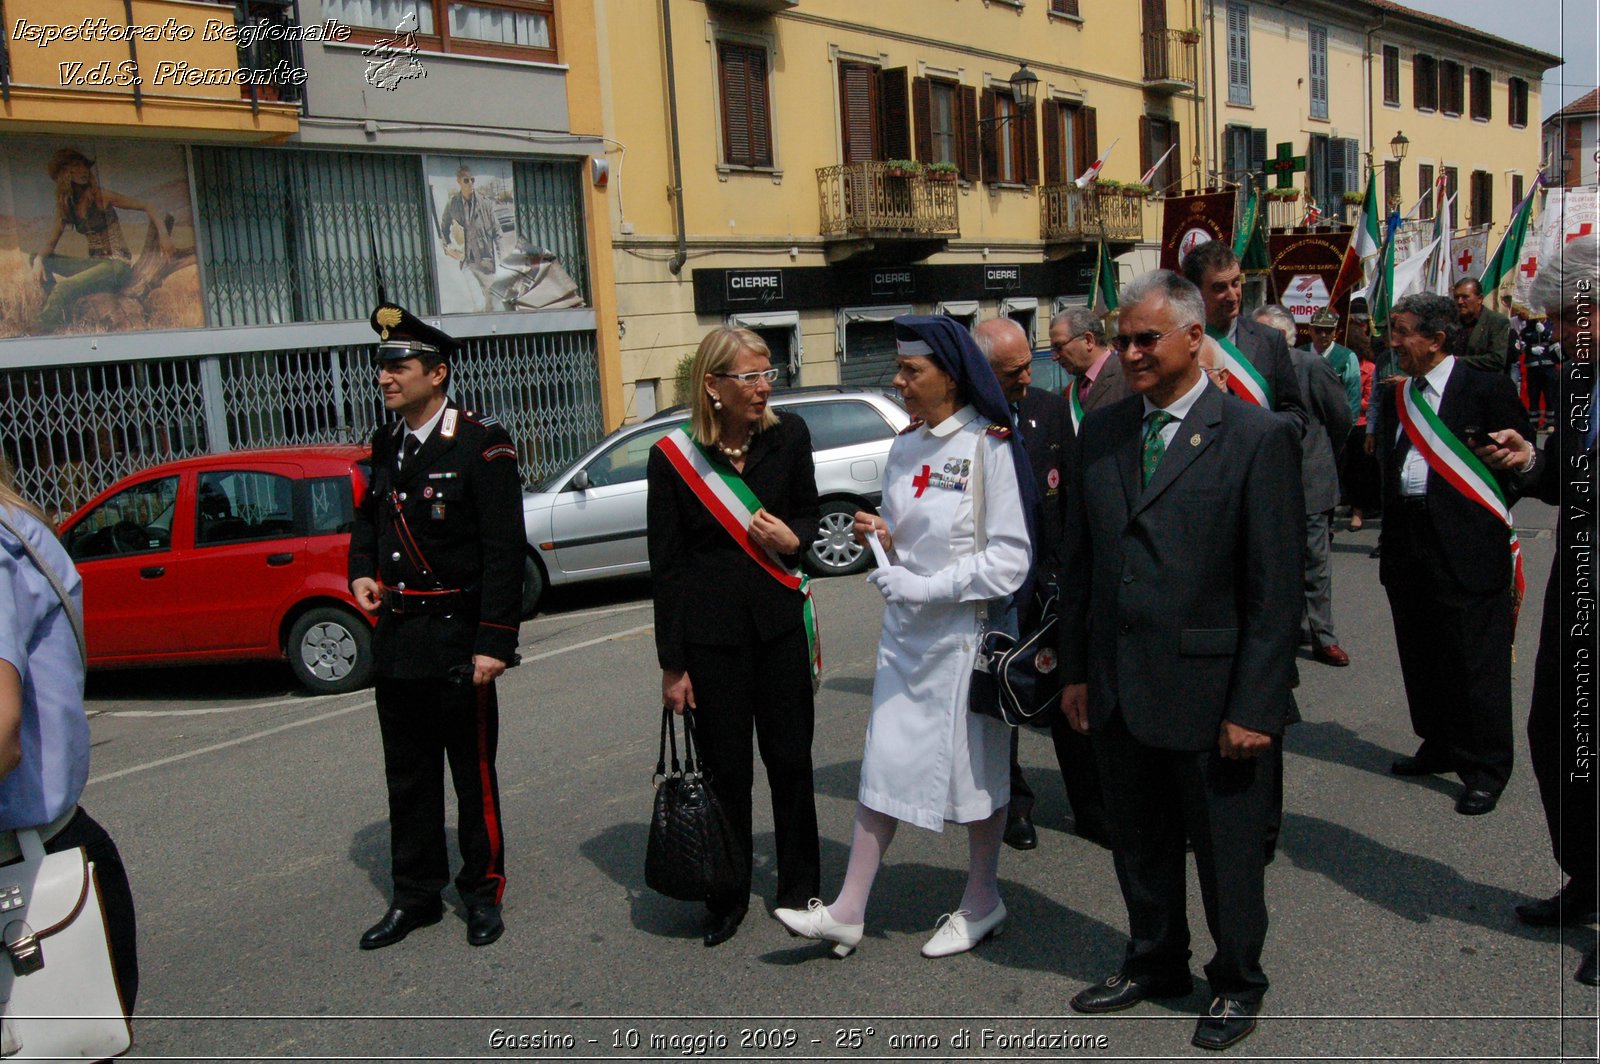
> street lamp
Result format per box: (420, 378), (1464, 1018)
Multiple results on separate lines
(978, 63), (1040, 132)
(1389, 131), (1410, 163)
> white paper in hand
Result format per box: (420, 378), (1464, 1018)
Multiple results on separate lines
(867, 532), (891, 571)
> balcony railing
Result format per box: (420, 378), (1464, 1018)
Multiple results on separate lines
(1266, 197), (1304, 229)
(237, 0), (306, 107)
(1039, 185), (1146, 243)
(1143, 28), (1198, 93)
(817, 162), (959, 239)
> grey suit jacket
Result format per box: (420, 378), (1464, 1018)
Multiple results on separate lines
(1288, 349), (1354, 513)
(1080, 351), (1131, 412)
(1060, 384), (1305, 751)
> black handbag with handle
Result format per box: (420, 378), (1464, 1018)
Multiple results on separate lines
(644, 706), (745, 902)
(969, 581), (1067, 728)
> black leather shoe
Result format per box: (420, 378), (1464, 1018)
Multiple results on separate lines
(1515, 885), (1599, 927)
(467, 904), (504, 947)
(1390, 754), (1450, 777)
(359, 904), (443, 950)
(1455, 788), (1499, 816)
(1070, 972), (1192, 1014)
(1192, 997), (1259, 1051)
(703, 908), (745, 948)
(1577, 946), (1599, 987)
(1004, 815), (1039, 851)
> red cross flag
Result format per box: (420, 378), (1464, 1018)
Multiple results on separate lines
(1450, 227), (1489, 287)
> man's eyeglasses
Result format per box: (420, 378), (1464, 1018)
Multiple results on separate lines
(716, 368), (781, 384)
(1203, 366), (1232, 384)
(1110, 325), (1190, 354)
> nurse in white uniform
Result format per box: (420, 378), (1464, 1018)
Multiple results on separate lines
(776, 315), (1033, 958)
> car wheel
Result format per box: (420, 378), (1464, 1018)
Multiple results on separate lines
(521, 554), (546, 619)
(287, 607), (373, 695)
(807, 500), (870, 577)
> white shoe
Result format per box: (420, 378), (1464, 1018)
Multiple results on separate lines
(774, 899), (864, 958)
(921, 900), (1007, 958)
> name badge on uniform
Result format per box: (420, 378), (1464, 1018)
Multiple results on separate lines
(440, 408), (459, 439)
(431, 502), (447, 520)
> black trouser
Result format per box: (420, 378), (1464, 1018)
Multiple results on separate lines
(1383, 503), (1515, 793)
(375, 677), (505, 909)
(1008, 718), (1107, 835)
(1529, 600), (1598, 909)
(685, 626), (820, 918)
(1094, 712), (1275, 1005)
(45, 807), (139, 1012)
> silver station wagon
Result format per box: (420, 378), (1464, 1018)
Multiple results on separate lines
(521, 387), (909, 613)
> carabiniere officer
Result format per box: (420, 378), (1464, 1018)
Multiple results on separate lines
(348, 302), (525, 950)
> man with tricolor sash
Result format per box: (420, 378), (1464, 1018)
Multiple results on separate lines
(1180, 241), (1308, 435)
(1375, 293), (1531, 818)
(1050, 307), (1130, 434)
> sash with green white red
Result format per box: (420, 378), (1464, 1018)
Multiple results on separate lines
(1395, 380), (1526, 611)
(1069, 376), (1086, 434)
(655, 427), (821, 689)
(1205, 328), (1273, 408)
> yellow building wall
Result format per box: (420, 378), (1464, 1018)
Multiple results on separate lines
(1, 0), (298, 139)
(599, 0), (1201, 419)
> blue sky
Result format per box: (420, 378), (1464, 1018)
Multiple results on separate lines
(1396, 0), (1597, 117)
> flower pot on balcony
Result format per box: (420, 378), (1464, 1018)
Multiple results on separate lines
(926, 165), (959, 183)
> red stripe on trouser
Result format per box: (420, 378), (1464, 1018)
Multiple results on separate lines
(476, 683), (506, 904)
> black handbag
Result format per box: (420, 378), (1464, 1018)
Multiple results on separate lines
(644, 706), (745, 902)
(970, 582), (1067, 728)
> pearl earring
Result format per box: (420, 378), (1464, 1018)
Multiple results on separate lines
(713, 398), (723, 410)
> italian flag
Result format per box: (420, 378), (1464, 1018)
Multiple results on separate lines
(1481, 170), (1546, 294)
(1091, 240), (1119, 318)
(1329, 169), (1381, 309)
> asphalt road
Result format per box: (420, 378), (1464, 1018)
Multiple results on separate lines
(80, 496), (1597, 1062)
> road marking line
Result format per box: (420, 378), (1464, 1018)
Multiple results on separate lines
(528, 602), (651, 624)
(98, 692), (350, 718)
(86, 622), (656, 787)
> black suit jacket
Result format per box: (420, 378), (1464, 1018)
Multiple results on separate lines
(349, 399), (526, 678)
(1375, 361), (1530, 594)
(646, 411), (820, 672)
(1080, 352), (1132, 412)
(1060, 384), (1305, 751)
(1233, 317), (1310, 435)
(1519, 368), (1596, 668)
(1017, 386), (1073, 577)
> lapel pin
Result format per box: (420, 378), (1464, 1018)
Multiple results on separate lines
(1190, 433), (1202, 446)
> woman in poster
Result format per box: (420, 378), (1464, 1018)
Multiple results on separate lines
(32, 148), (172, 332)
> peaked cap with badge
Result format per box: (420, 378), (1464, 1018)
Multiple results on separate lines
(370, 302), (464, 361)
(1309, 308), (1339, 328)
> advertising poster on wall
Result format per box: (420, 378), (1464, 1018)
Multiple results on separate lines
(0, 137), (201, 338)
(425, 155), (585, 315)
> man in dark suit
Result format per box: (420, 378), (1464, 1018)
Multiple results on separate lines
(1472, 234), (1598, 983)
(1180, 240), (1308, 434)
(1452, 278), (1514, 374)
(973, 317), (1106, 851)
(1059, 271), (1304, 1052)
(349, 303), (525, 950)
(1050, 306), (1131, 415)
(1376, 293), (1530, 816)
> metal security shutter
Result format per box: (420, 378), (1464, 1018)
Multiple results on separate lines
(752, 327), (795, 388)
(513, 159), (591, 303)
(840, 322), (900, 387)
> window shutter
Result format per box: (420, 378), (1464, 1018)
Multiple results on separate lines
(1041, 100), (1063, 185)
(1142, 0), (1167, 34)
(1383, 45), (1399, 105)
(1020, 100), (1040, 185)
(1227, 3), (1250, 104)
(1076, 106), (1099, 180)
(720, 44), (750, 167)
(1511, 173), (1524, 209)
(958, 85), (981, 181)
(1419, 164), (1434, 219)
(1309, 25), (1328, 119)
(747, 49), (772, 166)
(1444, 167), (1458, 227)
(1249, 127), (1268, 177)
(1139, 115), (1151, 178)
(838, 61), (878, 163)
(979, 89), (999, 183)
(879, 67), (911, 161)
(1166, 122), (1181, 192)
(912, 77), (933, 162)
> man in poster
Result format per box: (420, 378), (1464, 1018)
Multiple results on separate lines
(438, 164), (500, 311)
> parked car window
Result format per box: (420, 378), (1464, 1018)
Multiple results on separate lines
(63, 476), (180, 561)
(307, 475), (356, 536)
(196, 470), (297, 546)
(583, 424), (681, 488)
(1029, 354), (1070, 394)
(785, 400), (896, 451)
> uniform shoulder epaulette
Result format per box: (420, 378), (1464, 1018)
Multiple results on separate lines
(897, 418), (925, 436)
(985, 423), (1013, 439)
(461, 410), (502, 429)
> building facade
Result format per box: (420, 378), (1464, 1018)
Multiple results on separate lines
(1543, 88), (1600, 190)
(1, 0), (620, 518)
(595, 0), (1206, 420)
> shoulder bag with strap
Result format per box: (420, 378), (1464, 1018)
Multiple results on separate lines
(654, 427), (821, 690)
(0, 512), (131, 1060)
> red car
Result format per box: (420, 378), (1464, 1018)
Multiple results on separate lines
(58, 446), (377, 694)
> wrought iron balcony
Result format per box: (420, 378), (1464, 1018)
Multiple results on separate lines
(1266, 196), (1305, 230)
(817, 162), (960, 241)
(1039, 185), (1146, 244)
(1143, 28), (1199, 94)
(236, 0), (306, 107)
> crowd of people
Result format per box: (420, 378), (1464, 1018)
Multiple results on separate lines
(0, 231), (1590, 1055)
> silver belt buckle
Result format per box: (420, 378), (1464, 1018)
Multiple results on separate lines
(4, 920), (43, 976)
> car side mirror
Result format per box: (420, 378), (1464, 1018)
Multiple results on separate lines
(570, 469), (591, 492)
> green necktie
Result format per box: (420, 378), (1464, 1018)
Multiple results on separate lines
(1142, 410), (1176, 486)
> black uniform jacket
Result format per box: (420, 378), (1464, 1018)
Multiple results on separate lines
(647, 411), (820, 673)
(1375, 362), (1530, 595)
(1059, 385), (1304, 750)
(1233, 316), (1310, 435)
(1017, 386), (1073, 578)
(349, 399), (525, 678)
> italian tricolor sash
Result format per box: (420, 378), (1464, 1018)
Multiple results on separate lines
(1205, 328), (1273, 408)
(1396, 381), (1526, 613)
(656, 427), (821, 690)
(1069, 376), (1086, 434)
